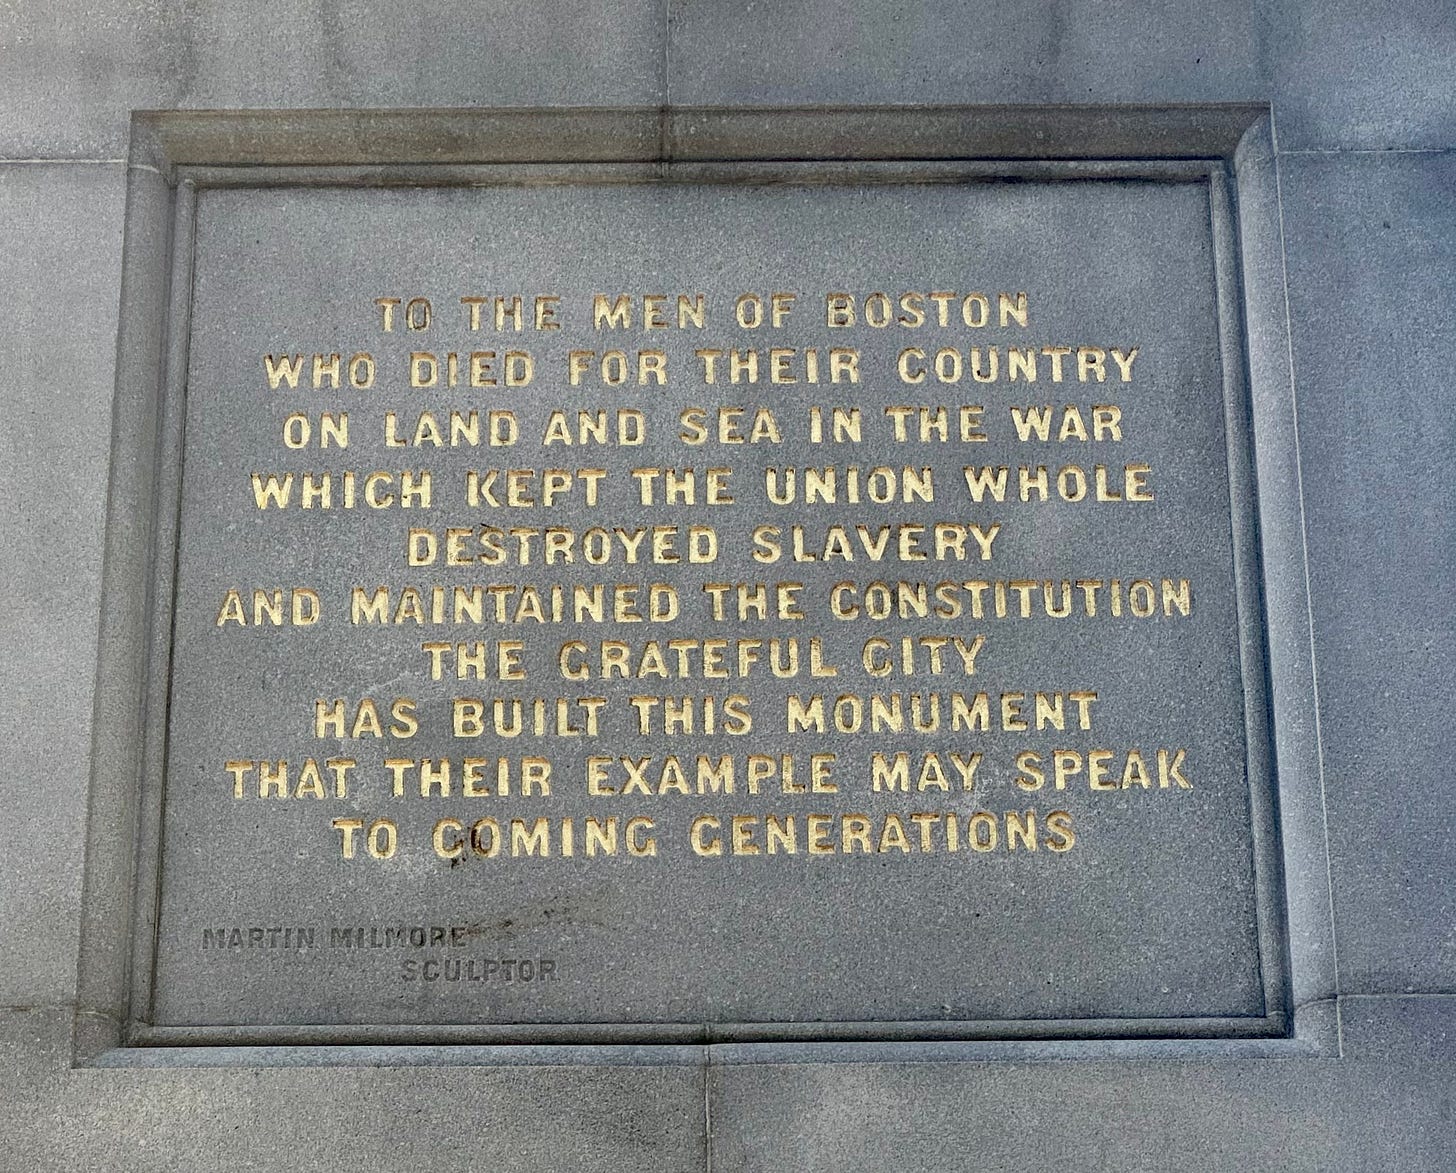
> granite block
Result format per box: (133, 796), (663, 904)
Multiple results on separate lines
(0, 1009), (707, 1173)
(0, 0), (667, 159)
(1339, 993), (1456, 1060)
(1263, 0), (1456, 149)
(667, 0), (1260, 108)
(706, 1051), (1456, 1172)
(0, 162), (126, 1008)
(1279, 151), (1456, 995)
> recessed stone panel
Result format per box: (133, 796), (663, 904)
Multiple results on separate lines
(143, 169), (1279, 1038)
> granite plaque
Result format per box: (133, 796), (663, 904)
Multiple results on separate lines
(139, 167), (1283, 1041)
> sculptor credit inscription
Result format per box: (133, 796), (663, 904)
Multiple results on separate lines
(149, 177), (1268, 1032)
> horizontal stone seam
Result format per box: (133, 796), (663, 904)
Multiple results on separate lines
(1279, 146), (1456, 157)
(0, 998), (1438, 1042)
(0, 157), (125, 165)
(1, 148), (1445, 168)
(1339, 991), (1456, 1002)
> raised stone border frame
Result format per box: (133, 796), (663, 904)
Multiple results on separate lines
(74, 105), (1337, 1066)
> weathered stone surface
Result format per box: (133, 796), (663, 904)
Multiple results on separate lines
(1262, 0), (1456, 149)
(0, 1), (667, 158)
(0, 1009), (707, 1173)
(705, 1053), (1456, 1172)
(0, 1), (1453, 1169)
(1281, 149), (1456, 994)
(0, 162), (125, 1007)
(668, 0), (1261, 108)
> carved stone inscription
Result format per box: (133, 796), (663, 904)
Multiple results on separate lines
(152, 178), (1267, 1030)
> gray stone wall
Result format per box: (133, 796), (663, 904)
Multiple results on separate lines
(1, 3), (1452, 1168)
